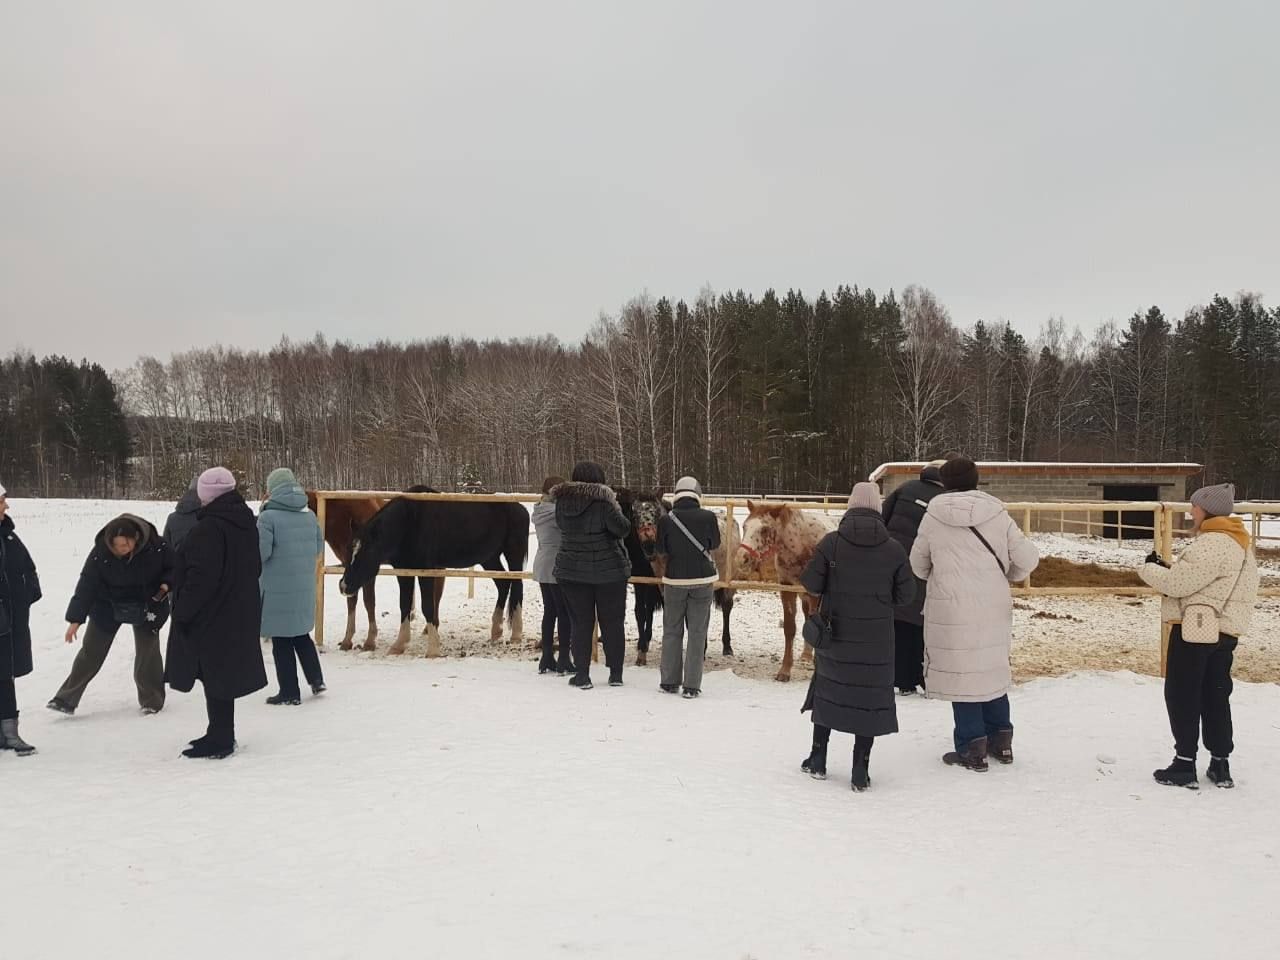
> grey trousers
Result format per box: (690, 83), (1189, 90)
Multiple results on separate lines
(54, 620), (166, 711)
(659, 585), (714, 691)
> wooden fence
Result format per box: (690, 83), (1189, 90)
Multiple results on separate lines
(310, 491), (1280, 660)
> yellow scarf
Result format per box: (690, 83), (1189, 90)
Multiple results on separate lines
(1200, 515), (1250, 550)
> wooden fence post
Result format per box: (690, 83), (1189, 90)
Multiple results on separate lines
(1022, 508), (1033, 588)
(314, 493), (327, 648)
(725, 499), (737, 586)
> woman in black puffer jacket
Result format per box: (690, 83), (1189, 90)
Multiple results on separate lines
(552, 462), (631, 690)
(49, 514), (174, 716)
(1, 483), (42, 755)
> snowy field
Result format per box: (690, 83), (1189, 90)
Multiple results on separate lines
(4, 499), (1280, 958)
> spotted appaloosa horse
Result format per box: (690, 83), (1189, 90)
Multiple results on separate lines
(735, 501), (836, 681)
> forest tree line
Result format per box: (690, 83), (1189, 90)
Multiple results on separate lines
(2, 284), (1278, 500)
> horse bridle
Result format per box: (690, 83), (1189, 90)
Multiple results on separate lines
(738, 542), (777, 563)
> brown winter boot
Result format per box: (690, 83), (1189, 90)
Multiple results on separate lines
(988, 728), (1014, 765)
(943, 737), (989, 772)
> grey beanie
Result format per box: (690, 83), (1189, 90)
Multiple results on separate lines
(673, 476), (703, 504)
(1191, 483), (1235, 518)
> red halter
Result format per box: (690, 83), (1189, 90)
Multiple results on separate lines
(738, 542), (777, 562)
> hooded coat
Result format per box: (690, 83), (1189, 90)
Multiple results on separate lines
(1, 515), (41, 680)
(258, 481), (325, 638)
(163, 488), (202, 551)
(910, 490), (1040, 702)
(531, 499), (562, 584)
(800, 508), (916, 736)
(65, 515), (175, 630)
(167, 491), (268, 700)
(551, 482), (631, 585)
(881, 466), (946, 626)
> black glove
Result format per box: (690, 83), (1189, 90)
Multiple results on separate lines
(1144, 551), (1170, 568)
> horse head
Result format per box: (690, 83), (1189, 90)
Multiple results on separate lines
(339, 497), (409, 596)
(630, 491), (667, 561)
(736, 501), (789, 580)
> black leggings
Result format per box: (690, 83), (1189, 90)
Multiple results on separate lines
(1165, 626), (1237, 759)
(0, 674), (17, 721)
(539, 583), (573, 665)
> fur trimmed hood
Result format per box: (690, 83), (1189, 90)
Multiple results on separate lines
(550, 481), (617, 517)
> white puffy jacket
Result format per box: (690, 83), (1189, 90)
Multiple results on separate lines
(910, 491), (1040, 703)
(1139, 525), (1260, 639)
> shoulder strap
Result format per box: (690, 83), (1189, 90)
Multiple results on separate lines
(969, 526), (1007, 576)
(1205, 538), (1250, 615)
(669, 512), (715, 567)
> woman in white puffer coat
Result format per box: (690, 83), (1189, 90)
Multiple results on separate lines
(910, 458), (1040, 772)
(1140, 483), (1259, 791)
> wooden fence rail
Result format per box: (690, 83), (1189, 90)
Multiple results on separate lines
(311, 491), (1280, 649)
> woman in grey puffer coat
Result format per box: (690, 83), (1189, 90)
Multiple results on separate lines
(800, 483), (916, 791)
(532, 475), (574, 675)
(552, 462), (631, 690)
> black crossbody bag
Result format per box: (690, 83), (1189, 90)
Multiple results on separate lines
(801, 538), (841, 650)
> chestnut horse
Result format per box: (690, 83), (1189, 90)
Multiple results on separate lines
(735, 501), (835, 681)
(307, 492), (386, 651)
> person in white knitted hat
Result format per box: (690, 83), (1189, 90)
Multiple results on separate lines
(656, 476), (721, 698)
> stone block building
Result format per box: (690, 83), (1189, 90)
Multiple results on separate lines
(869, 462), (1204, 538)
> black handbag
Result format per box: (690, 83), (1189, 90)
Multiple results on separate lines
(801, 539), (839, 650)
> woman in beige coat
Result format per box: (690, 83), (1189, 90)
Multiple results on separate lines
(910, 458), (1040, 772)
(1139, 483), (1259, 790)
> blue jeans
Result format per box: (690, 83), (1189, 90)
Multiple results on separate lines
(952, 695), (1012, 751)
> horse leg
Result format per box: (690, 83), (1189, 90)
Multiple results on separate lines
(635, 588), (649, 667)
(340, 593), (357, 651)
(777, 592), (798, 682)
(799, 594), (815, 664)
(390, 576), (414, 655)
(361, 582), (378, 651)
(481, 558), (507, 641)
(717, 588), (735, 656)
(421, 576), (443, 658)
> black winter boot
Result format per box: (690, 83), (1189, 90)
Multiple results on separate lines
(851, 737), (874, 792)
(659, 684), (679, 694)
(568, 674), (593, 690)
(988, 728), (1014, 765)
(266, 693), (301, 706)
(0, 717), (36, 756)
(801, 727), (829, 780)
(1206, 757), (1233, 789)
(943, 737), (989, 772)
(608, 668), (623, 688)
(537, 654), (558, 675)
(46, 698), (74, 716)
(1153, 756), (1198, 789)
(182, 739), (235, 760)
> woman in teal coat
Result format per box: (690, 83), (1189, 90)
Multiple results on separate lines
(259, 468), (326, 705)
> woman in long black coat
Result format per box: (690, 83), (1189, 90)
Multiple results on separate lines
(167, 468), (267, 759)
(1, 484), (42, 756)
(800, 482), (915, 791)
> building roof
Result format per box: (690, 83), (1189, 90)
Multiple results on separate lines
(869, 461), (1203, 482)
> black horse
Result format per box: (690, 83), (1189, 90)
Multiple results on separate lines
(339, 486), (529, 657)
(615, 488), (666, 666)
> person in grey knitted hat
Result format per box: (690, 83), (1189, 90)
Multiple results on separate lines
(1190, 483), (1235, 521)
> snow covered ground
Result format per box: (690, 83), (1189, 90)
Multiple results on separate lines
(5, 499), (1280, 958)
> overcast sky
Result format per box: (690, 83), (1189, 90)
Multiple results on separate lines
(2, 1), (1277, 370)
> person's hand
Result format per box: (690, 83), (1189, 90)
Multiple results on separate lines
(1144, 551), (1170, 568)
(65, 623), (81, 644)
(152, 584), (171, 601)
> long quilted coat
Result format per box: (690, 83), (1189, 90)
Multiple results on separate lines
(910, 491), (1039, 703)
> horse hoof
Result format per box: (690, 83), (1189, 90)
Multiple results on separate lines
(361, 640), (377, 652)
(389, 646), (408, 656)
(774, 670), (792, 682)
(722, 646), (734, 657)
(636, 653), (647, 667)
(338, 641), (353, 652)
